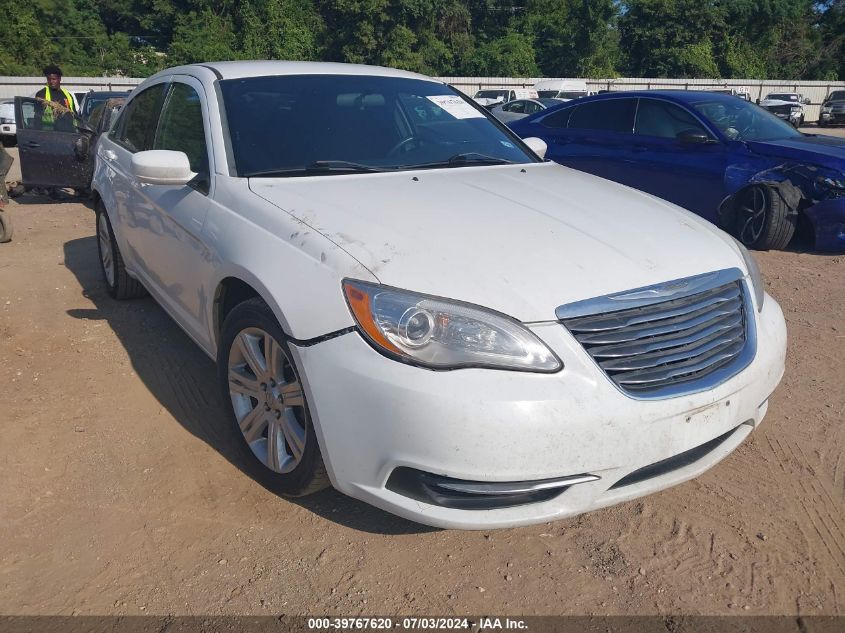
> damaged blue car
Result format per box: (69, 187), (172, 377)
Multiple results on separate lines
(509, 90), (845, 251)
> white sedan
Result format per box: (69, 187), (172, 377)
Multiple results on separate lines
(84, 61), (785, 529)
(490, 98), (565, 123)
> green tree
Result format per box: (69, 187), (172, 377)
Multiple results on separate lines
(168, 10), (237, 65)
(238, 0), (323, 61)
(525, 0), (618, 77)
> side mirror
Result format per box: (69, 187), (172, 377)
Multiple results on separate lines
(73, 136), (90, 161)
(522, 136), (548, 159)
(131, 150), (196, 186)
(803, 98), (811, 105)
(677, 129), (713, 145)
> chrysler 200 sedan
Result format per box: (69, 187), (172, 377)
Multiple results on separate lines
(79, 62), (785, 529)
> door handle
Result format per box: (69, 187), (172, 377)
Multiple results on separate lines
(26, 141), (40, 148)
(103, 150), (117, 161)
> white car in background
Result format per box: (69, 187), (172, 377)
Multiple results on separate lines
(0, 99), (16, 145)
(77, 61), (784, 529)
(533, 79), (595, 100)
(759, 92), (810, 127)
(472, 88), (538, 108)
(490, 98), (564, 124)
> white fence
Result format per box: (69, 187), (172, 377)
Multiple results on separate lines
(3, 74), (845, 120)
(0, 76), (143, 100)
(439, 77), (845, 121)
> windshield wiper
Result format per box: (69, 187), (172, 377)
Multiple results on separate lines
(244, 160), (388, 177)
(408, 152), (517, 170)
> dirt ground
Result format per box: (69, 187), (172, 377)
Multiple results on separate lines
(1, 138), (844, 618)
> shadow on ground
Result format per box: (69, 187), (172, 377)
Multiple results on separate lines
(62, 235), (434, 536)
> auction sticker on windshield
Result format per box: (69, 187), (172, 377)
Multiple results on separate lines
(427, 95), (485, 119)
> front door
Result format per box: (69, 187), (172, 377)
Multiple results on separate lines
(14, 97), (94, 188)
(628, 98), (728, 222)
(130, 77), (215, 349)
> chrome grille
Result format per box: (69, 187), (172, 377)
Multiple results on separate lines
(765, 104), (793, 115)
(559, 273), (751, 397)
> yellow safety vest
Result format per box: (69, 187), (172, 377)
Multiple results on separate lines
(41, 86), (77, 126)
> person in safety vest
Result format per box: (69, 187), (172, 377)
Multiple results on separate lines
(35, 65), (78, 132)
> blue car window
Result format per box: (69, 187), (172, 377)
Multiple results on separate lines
(568, 99), (636, 134)
(693, 99), (801, 141)
(541, 107), (572, 129)
(635, 99), (709, 139)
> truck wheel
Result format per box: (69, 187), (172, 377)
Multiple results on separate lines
(735, 185), (795, 251)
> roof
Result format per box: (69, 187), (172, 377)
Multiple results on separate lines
(563, 90), (749, 107)
(154, 60), (441, 83)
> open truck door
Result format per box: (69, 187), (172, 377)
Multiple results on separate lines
(14, 96), (94, 189)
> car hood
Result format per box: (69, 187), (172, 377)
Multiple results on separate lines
(760, 99), (800, 108)
(249, 163), (742, 322)
(745, 136), (845, 172)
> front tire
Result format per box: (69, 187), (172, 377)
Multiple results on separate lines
(95, 203), (147, 299)
(734, 185), (796, 251)
(218, 298), (329, 497)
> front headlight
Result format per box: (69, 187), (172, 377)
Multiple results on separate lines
(343, 280), (562, 372)
(822, 106), (832, 113)
(732, 239), (764, 312)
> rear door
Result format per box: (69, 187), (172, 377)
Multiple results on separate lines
(552, 97), (637, 183)
(13, 96), (93, 188)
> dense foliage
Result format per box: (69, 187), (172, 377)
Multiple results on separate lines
(0, 0), (843, 79)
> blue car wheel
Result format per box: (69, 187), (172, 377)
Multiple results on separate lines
(735, 185), (795, 251)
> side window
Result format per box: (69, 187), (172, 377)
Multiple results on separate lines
(524, 102), (541, 114)
(568, 99), (636, 133)
(154, 82), (209, 182)
(114, 84), (166, 152)
(506, 101), (525, 114)
(17, 97), (78, 133)
(541, 107), (572, 129)
(635, 99), (709, 139)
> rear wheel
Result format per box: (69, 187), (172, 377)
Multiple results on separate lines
(734, 185), (796, 251)
(95, 203), (147, 299)
(218, 298), (329, 497)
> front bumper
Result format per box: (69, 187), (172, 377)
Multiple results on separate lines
(292, 292), (786, 529)
(805, 198), (845, 252)
(820, 112), (845, 125)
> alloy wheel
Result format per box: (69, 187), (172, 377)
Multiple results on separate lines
(738, 186), (768, 246)
(227, 327), (307, 474)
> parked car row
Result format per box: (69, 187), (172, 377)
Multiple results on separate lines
(11, 61), (792, 529)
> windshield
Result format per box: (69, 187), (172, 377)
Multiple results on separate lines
(537, 90), (587, 100)
(692, 99), (802, 142)
(82, 93), (128, 119)
(221, 75), (536, 177)
(766, 94), (799, 102)
(827, 91), (845, 102)
(474, 90), (510, 100)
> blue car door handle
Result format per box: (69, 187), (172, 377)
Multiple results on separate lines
(26, 141), (40, 148)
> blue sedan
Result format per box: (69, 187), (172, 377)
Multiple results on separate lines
(509, 91), (845, 251)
